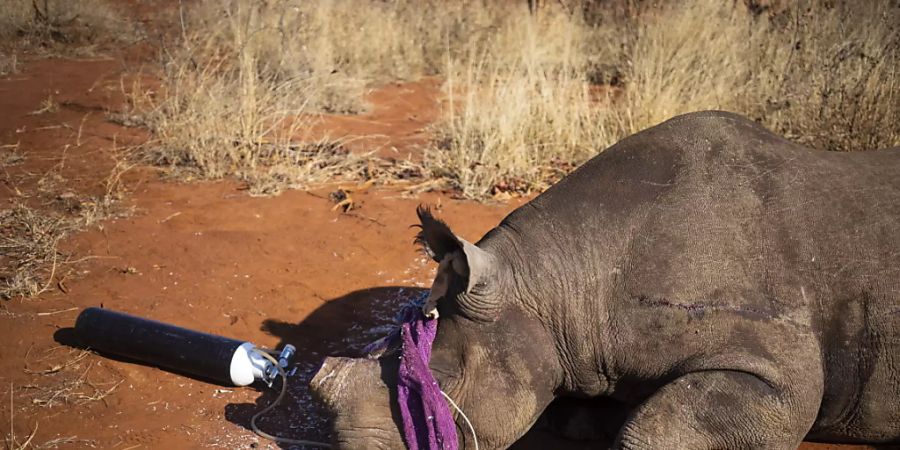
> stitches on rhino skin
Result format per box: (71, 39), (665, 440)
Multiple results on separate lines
(633, 294), (774, 319)
(630, 294), (815, 332)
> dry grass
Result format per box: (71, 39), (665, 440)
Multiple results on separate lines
(0, 0), (139, 55)
(142, 0), (898, 200)
(427, 3), (622, 198)
(137, 0), (614, 196)
(618, 0), (900, 152)
(3, 348), (109, 449)
(757, 2), (900, 151)
(618, 0), (766, 132)
(5, 383), (38, 450)
(0, 205), (71, 300)
(0, 0), (140, 77)
(18, 347), (122, 413)
(135, 0), (459, 195)
(0, 150), (133, 300)
(429, 0), (899, 198)
(166, 0), (536, 114)
(23, 363), (123, 409)
(134, 61), (380, 196)
(27, 96), (59, 116)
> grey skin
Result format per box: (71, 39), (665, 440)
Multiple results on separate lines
(310, 110), (900, 449)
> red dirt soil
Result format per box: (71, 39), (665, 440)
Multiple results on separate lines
(0, 8), (877, 450)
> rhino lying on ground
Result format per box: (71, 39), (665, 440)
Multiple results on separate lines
(310, 111), (900, 449)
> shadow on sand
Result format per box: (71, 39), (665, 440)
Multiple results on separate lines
(222, 285), (618, 449)
(224, 286), (425, 448)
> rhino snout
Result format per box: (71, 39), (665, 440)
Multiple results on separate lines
(309, 356), (406, 449)
(310, 356), (355, 408)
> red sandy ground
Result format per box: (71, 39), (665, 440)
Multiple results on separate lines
(0, 7), (876, 450)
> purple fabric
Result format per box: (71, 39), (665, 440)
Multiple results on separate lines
(396, 313), (458, 450)
(364, 300), (458, 450)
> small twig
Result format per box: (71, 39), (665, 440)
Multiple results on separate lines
(158, 211), (181, 223)
(25, 349), (89, 375)
(36, 243), (60, 297)
(36, 307), (78, 316)
(18, 422), (38, 449)
(76, 112), (91, 147)
(57, 275), (69, 294)
(79, 379), (123, 407)
(37, 436), (80, 448)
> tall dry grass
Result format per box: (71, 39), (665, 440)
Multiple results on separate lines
(141, 0), (899, 199)
(431, 0), (899, 198)
(429, 4), (622, 198)
(618, 0), (766, 131)
(137, 0), (545, 194)
(619, 0), (899, 152)
(135, 1), (378, 196)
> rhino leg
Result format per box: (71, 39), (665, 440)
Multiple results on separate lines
(614, 370), (815, 450)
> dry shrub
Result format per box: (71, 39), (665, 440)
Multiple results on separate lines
(426, 2), (624, 199)
(432, 0), (899, 198)
(137, 0), (520, 193)
(758, 1), (900, 151)
(145, 0), (898, 200)
(0, 0), (139, 55)
(135, 0), (385, 196)
(621, 0), (899, 152)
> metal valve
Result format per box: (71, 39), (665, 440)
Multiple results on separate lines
(263, 344), (297, 386)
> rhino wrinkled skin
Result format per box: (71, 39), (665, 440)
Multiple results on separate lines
(310, 111), (900, 449)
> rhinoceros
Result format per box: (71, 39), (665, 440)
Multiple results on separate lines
(309, 110), (900, 449)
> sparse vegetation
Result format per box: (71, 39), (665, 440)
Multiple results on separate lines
(135, 0), (468, 194)
(430, 0), (900, 198)
(618, 0), (900, 153)
(136, 0), (613, 196)
(0, 0), (139, 55)
(135, 0), (898, 199)
(0, 151), (133, 300)
(427, 3), (622, 198)
(757, 1), (900, 152)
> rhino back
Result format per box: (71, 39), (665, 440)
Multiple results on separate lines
(486, 111), (900, 440)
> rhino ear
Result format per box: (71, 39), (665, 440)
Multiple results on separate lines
(415, 206), (497, 319)
(414, 205), (460, 262)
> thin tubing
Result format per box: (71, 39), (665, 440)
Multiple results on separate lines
(249, 349), (332, 448)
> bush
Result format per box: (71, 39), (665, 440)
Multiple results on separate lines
(141, 0), (900, 199)
(0, 0), (138, 55)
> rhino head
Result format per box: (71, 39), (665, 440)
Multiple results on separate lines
(310, 206), (564, 449)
